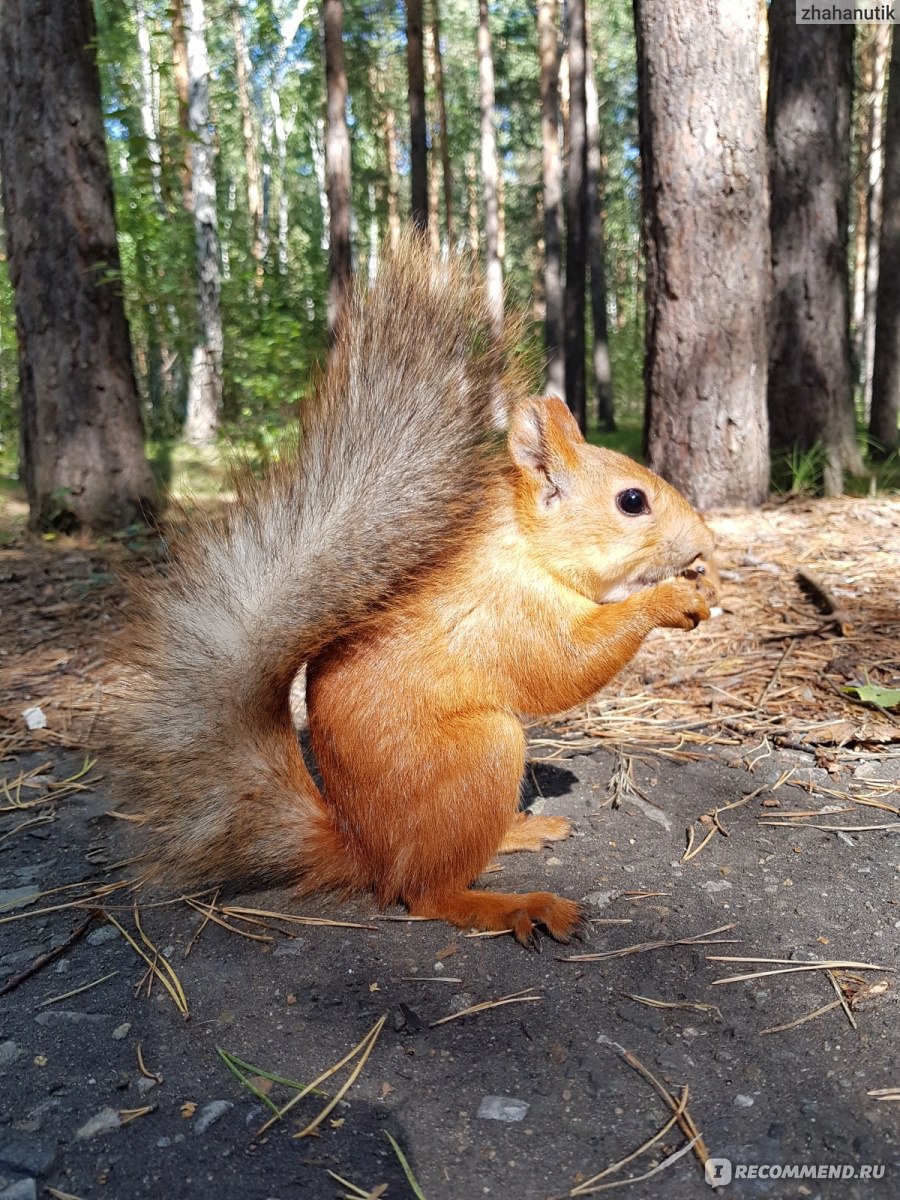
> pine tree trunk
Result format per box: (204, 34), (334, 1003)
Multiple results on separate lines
(430, 0), (454, 244)
(407, 0), (429, 232)
(564, 0), (587, 432)
(183, 0), (224, 445)
(585, 22), (613, 431)
(323, 0), (352, 338)
(870, 28), (900, 459)
(232, 4), (265, 283)
(852, 30), (876, 378)
(537, 0), (564, 399)
(636, 0), (770, 509)
(0, 0), (157, 531)
(424, 21), (441, 253)
(171, 0), (194, 216)
(466, 153), (480, 254)
(477, 0), (503, 330)
(768, 4), (861, 494)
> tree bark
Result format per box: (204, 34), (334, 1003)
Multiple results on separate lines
(537, 0), (564, 399)
(407, 0), (429, 232)
(870, 27), (900, 459)
(231, 4), (265, 282)
(767, 3), (861, 494)
(585, 22), (613, 431)
(430, 0), (454, 244)
(171, 0), (194, 216)
(182, 0), (224, 445)
(323, 0), (352, 339)
(564, 0), (587, 432)
(477, 0), (503, 330)
(383, 100), (402, 252)
(635, 0), (770, 509)
(0, 0), (157, 532)
(861, 24), (890, 421)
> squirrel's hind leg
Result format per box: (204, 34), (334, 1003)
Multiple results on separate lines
(407, 888), (583, 948)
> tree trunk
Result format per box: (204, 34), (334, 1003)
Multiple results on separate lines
(852, 29), (876, 378)
(0, 0), (157, 531)
(870, 27), (900, 459)
(183, 0), (224, 445)
(135, 0), (163, 208)
(466, 152), (480, 254)
(424, 20), (441, 253)
(323, 0), (352, 339)
(407, 0), (429, 232)
(383, 100), (402, 252)
(767, 3), (861, 494)
(564, 0), (587, 432)
(477, 0), (503, 330)
(862, 24), (890, 421)
(430, 0), (454, 245)
(171, 0), (194, 216)
(537, 0), (564, 399)
(585, 21), (613, 431)
(636, 0), (770, 509)
(231, 4), (265, 282)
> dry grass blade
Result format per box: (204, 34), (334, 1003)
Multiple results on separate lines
(256, 1016), (385, 1136)
(619, 1048), (708, 1164)
(133, 903), (190, 1012)
(223, 905), (376, 930)
(563, 923), (736, 964)
(103, 911), (189, 1018)
(759, 999), (843, 1035)
(566, 1135), (700, 1195)
(827, 969), (858, 1030)
(47, 1188), (84, 1200)
(184, 896), (272, 944)
(867, 1088), (900, 1102)
(0, 878), (133, 923)
(384, 1130), (428, 1200)
(681, 823), (717, 861)
(119, 1105), (155, 1125)
(429, 988), (541, 1027)
(621, 994), (722, 1021)
(136, 1042), (163, 1083)
(184, 888), (219, 956)
(569, 1088), (690, 1195)
(708, 957), (891, 986)
(40, 971), (118, 1006)
(325, 1171), (388, 1200)
(758, 820), (900, 832)
(292, 1015), (386, 1139)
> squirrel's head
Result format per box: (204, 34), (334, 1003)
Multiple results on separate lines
(508, 395), (717, 604)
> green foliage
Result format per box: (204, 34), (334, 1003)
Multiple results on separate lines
(772, 442), (829, 496)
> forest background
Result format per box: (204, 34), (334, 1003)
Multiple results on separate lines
(0, 0), (898, 533)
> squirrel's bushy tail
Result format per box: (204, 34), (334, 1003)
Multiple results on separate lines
(110, 237), (523, 888)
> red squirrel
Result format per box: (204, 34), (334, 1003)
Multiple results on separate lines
(111, 237), (716, 947)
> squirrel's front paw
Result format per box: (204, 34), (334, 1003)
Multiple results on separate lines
(646, 575), (713, 630)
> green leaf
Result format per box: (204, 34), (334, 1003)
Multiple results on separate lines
(843, 684), (900, 709)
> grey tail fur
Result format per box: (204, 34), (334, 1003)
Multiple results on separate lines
(108, 236), (525, 888)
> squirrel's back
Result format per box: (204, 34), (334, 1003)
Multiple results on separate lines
(109, 236), (524, 887)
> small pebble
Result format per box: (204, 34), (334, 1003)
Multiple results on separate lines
(75, 1108), (122, 1140)
(0, 1179), (37, 1200)
(111, 1023), (131, 1040)
(87, 926), (121, 947)
(476, 1096), (529, 1123)
(195, 1101), (233, 1135)
(734, 1094), (755, 1108)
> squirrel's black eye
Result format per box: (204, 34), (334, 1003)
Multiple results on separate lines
(616, 488), (649, 516)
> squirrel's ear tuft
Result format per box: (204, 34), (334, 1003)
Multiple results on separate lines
(509, 396), (582, 507)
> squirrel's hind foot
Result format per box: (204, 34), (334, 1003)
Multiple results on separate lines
(497, 812), (573, 854)
(408, 888), (583, 948)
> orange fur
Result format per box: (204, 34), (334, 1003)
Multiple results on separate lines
(306, 395), (716, 945)
(110, 244), (716, 949)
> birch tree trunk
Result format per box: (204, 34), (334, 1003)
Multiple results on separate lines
(537, 0), (564, 399)
(182, 0), (224, 444)
(636, 0), (770, 508)
(231, 4), (264, 281)
(477, 0), (503, 330)
(767, 2), (861, 494)
(870, 27), (900, 459)
(323, 0), (352, 338)
(564, 0), (587, 431)
(0, 0), (157, 531)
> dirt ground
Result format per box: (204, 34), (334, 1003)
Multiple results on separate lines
(0, 495), (898, 1200)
